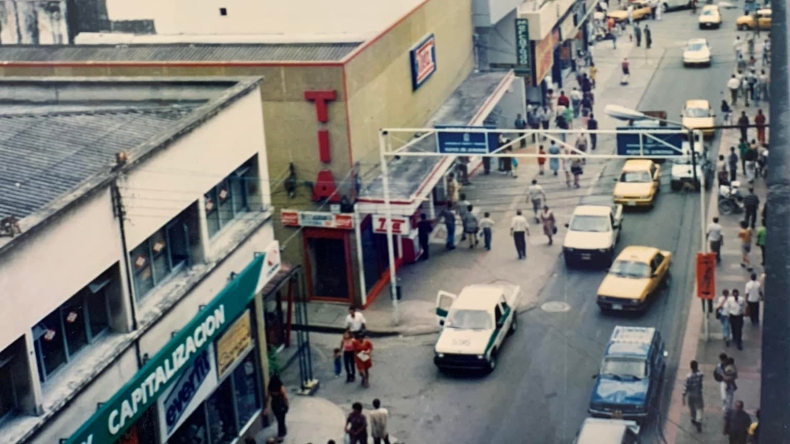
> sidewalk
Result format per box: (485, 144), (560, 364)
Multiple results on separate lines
(667, 105), (767, 443)
(255, 395), (347, 444)
(301, 37), (662, 336)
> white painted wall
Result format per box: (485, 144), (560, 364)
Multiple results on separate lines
(519, 0), (576, 40)
(485, 9), (518, 66)
(0, 188), (121, 352)
(121, 91), (268, 250)
(28, 348), (139, 444)
(104, 0), (424, 39)
(473, 0), (526, 27)
(136, 223), (274, 361)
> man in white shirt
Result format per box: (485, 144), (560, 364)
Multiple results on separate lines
(745, 272), (763, 325)
(706, 217), (724, 263)
(726, 289), (746, 350)
(510, 210), (530, 260)
(346, 306), (367, 333)
(369, 398), (391, 444)
(527, 180), (547, 221)
(727, 74), (741, 106)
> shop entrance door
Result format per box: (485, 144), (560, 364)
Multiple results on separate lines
(304, 228), (353, 302)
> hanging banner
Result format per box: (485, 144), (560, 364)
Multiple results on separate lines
(696, 253), (716, 300)
(515, 19), (531, 74)
(533, 28), (560, 85)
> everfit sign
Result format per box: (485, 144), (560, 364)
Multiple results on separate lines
(374, 215), (411, 235)
(410, 34), (437, 91)
(64, 255), (266, 444)
(158, 348), (218, 437)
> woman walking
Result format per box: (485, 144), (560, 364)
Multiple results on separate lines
(340, 330), (356, 382)
(548, 142), (561, 176)
(264, 375), (289, 442)
(354, 332), (374, 388)
(540, 205), (556, 245)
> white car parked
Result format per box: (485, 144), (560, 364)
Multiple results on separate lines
(683, 38), (712, 67)
(434, 284), (520, 373)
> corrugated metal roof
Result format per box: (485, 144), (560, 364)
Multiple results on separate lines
(0, 107), (195, 220)
(0, 43), (361, 62)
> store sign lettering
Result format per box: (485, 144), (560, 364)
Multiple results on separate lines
(515, 19), (531, 71)
(280, 210), (354, 230)
(410, 34), (437, 91)
(164, 351), (211, 433)
(374, 215), (411, 235)
(304, 90), (337, 164)
(107, 306), (226, 435)
(63, 256), (265, 444)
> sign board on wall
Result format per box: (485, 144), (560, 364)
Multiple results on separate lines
(281, 210), (354, 230)
(533, 28), (560, 86)
(515, 19), (532, 75)
(216, 310), (253, 378)
(373, 215), (411, 235)
(63, 255), (266, 444)
(696, 253), (716, 300)
(410, 34), (437, 91)
(158, 348), (218, 438)
(434, 125), (499, 155)
(559, 13), (578, 42)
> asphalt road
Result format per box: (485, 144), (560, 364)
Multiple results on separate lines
(301, 7), (745, 443)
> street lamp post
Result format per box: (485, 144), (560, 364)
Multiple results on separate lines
(604, 105), (710, 340)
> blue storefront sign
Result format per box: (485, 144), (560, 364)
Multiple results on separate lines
(435, 125), (499, 154)
(410, 34), (437, 91)
(616, 130), (684, 156)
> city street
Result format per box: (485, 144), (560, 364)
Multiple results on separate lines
(291, 5), (749, 443)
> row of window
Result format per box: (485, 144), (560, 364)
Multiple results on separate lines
(0, 158), (262, 421)
(132, 160), (256, 301)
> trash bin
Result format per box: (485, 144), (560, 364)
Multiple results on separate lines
(391, 277), (403, 301)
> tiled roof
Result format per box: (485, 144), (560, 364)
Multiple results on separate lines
(0, 107), (195, 220)
(0, 43), (361, 62)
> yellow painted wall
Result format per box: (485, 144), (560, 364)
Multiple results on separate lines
(343, 0), (475, 165)
(0, 64), (349, 270)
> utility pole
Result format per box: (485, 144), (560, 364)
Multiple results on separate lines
(760, 0), (787, 439)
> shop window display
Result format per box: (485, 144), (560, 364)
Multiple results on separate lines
(233, 353), (260, 428)
(206, 378), (237, 444)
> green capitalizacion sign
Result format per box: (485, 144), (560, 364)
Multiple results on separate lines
(65, 255), (265, 444)
(515, 18), (531, 72)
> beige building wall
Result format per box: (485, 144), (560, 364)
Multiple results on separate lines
(343, 0), (475, 165)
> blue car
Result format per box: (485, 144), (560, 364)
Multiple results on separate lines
(588, 326), (667, 423)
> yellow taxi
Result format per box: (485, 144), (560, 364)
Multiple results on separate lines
(681, 99), (715, 138)
(596, 246), (672, 312)
(698, 5), (722, 28)
(607, 2), (652, 23)
(737, 9), (771, 30)
(613, 160), (661, 208)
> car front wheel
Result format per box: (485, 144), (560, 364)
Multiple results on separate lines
(486, 350), (498, 374)
(508, 314), (517, 335)
(738, 24), (749, 30)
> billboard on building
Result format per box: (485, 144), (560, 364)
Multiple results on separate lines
(410, 34), (437, 91)
(532, 28), (560, 86)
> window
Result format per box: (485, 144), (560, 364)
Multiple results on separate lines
(32, 282), (111, 382)
(0, 351), (18, 420)
(206, 378), (237, 444)
(494, 306), (503, 324)
(131, 216), (190, 300)
(232, 353), (260, 428)
(205, 163), (254, 238)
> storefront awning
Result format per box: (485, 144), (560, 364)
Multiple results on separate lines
(356, 70), (516, 216)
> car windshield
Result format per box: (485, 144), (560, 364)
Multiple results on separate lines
(685, 107), (710, 117)
(601, 357), (647, 379)
(673, 157), (693, 165)
(688, 43), (706, 51)
(610, 260), (651, 278)
(445, 309), (492, 330)
(569, 215), (611, 232)
(701, 9), (715, 15)
(620, 171), (651, 183)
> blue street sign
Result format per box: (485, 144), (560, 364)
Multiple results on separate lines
(616, 129), (684, 156)
(435, 125), (499, 154)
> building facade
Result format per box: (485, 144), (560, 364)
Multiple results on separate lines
(0, 78), (280, 444)
(0, 0), (530, 313)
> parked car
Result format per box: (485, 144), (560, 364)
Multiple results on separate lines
(737, 8), (771, 30)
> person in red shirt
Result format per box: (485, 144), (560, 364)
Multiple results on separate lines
(621, 58), (630, 76)
(557, 90), (570, 108)
(538, 145), (546, 175)
(754, 109), (767, 145)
